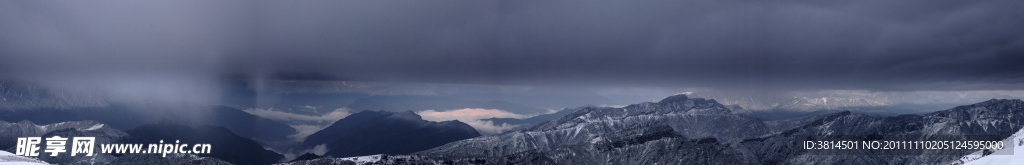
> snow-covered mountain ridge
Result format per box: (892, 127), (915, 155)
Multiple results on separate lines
(418, 94), (770, 158)
(411, 96), (1024, 164)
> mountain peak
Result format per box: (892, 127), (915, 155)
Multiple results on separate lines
(947, 98), (1023, 112)
(299, 109), (481, 158)
(289, 153), (323, 162)
(925, 98), (1024, 120)
(980, 98), (1022, 104)
(387, 110), (423, 121)
(350, 110), (427, 122)
(17, 120), (34, 125)
(656, 94), (722, 106)
(658, 94), (690, 104)
(437, 120), (480, 135)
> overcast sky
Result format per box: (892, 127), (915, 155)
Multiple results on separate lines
(2, 0), (1022, 92)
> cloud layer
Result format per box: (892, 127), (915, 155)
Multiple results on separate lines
(244, 108), (353, 123)
(418, 108), (529, 121)
(1, 0), (1021, 92)
(244, 107), (352, 142)
(418, 108), (529, 135)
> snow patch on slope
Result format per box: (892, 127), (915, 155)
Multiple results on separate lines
(335, 154), (382, 164)
(0, 150), (50, 165)
(84, 124), (104, 131)
(955, 127), (1024, 165)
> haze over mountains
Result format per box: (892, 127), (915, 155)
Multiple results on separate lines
(3, 80), (1024, 165)
(2, 0), (1022, 164)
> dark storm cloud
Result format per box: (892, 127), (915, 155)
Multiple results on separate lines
(1, 0), (1022, 91)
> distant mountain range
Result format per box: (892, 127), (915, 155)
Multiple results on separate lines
(418, 95), (769, 158)
(345, 95), (1024, 165)
(295, 110), (481, 158)
(420, 121), (745, 164)
(6, 80), (1024, 165)
(689, 90), (1021, 120)
(0, 81), (108, 111)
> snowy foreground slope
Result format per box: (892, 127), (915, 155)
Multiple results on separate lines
(955, 127), (1024, 165)
(0, 150), (49, 165)
(277, 155), (437, 165)
(106, 153), (232, 165)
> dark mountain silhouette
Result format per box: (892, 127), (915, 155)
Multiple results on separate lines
(288, 153), (322, 162)
(296, 110), (480, 158)
(203, 106), (296, 143)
